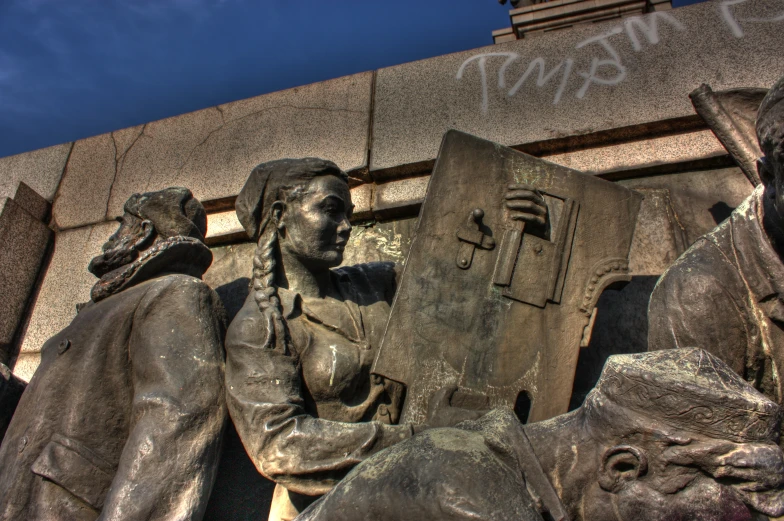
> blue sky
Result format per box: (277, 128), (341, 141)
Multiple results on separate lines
(0, 0), (705, 159)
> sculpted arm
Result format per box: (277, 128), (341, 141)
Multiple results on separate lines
(97, 278), (227, 521)
(225, 301), (413, 496)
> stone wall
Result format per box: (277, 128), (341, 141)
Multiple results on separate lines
(4, 0), (782, 391)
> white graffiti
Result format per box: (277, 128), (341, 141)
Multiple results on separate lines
(575, 27), (626, 99)
(624, 11), (685, 50)
(720, 0), (784, 38)
(457, 12), (685, 114)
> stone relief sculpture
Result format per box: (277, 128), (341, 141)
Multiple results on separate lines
(0, 188), (226, 521)
(225, 157), (547, 521)
(374, 131), (641, 425)
(297, 349), (784, 521)
(649, 74), (784, 407)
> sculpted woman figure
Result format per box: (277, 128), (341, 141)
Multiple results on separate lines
(225, 158), (547, 521)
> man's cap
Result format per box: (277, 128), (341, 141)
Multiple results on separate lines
(594, 348), (781, 443)
(124, 187), (207, 242)
(235, 158), (346, 241)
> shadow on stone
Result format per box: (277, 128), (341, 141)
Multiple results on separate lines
(709, 202), (736, 225)
(0, 363), (25, 444)
(215, 277), (250, 324)
(204, 422), (276, 521)
(568, 275), (658, 410)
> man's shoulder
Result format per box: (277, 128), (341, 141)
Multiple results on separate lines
(656, 225), (741, 296)
(139, 273), (212, 294)
(135, 274), (222, 317)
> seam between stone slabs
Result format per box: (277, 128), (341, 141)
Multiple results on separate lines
(369, 116), (708, 181)
(366, 70), (378, 183)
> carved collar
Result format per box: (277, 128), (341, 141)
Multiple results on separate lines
(276, 270), (366, 344)
(89, 236), (213, 303)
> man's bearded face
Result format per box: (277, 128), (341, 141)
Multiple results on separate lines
(88, 213), (149, 278)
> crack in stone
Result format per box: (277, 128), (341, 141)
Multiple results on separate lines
(119, 124), (147, 162)
(106, 124), (148, 220)
(170, 107), (227, 184)
(173, 104), (365, 178)
(106, 132), (120, 221)
(50, 142), (76, 229)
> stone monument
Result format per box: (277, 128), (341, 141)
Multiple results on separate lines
(374, 130), (642, 425)
(299, 349), (784, 521)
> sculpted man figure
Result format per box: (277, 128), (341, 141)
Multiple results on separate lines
(296, 349), (784, 521)
(0, 188), (226, 521)
(648, 74), (784, 405)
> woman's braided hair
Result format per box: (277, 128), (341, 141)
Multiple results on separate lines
(236, 158), (349, 353)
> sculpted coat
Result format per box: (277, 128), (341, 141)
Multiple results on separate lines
(648, 186), (784, 404)
(0, 195), (226, 521)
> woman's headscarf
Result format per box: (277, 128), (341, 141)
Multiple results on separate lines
(235, 158), (347, 241)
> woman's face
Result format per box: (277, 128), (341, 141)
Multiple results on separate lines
(279, 174), (353, 269)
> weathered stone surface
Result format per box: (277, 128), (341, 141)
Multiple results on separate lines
(619, 166), (753, 244)
(302, 350), (784, 521)
(51, 133), (117, 230)
(51, 73), (372, 230)
(371, 0), (784, 175)
(0, 197), (52, 365)
(205, 209), (245, 245)
(1, 189), (225, 520)
(342, 217), (417, 267)
(0, 143), (71, 202)
(626, 188), (686, 276)
(15, 221), (116, 382)
(10, 354), (41, 389)
(372, 176), (429, 219)
(365, 134), (733, 220)
(12, 182), (50, 223)
(350, 184), (373, 221)
(545, 130), (726, 175)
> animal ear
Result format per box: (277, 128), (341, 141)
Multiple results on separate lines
(598, 445), (648, 493)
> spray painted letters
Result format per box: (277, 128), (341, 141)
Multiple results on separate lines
(456, 2), (784, 115)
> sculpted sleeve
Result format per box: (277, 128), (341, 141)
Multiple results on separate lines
(647, 241), (752, 377)
(225, 296), (413, 496)
(98, 276), (227, 521)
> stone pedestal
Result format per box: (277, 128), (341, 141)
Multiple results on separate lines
(493, 0), (673, 43)
(0, 183), (52, 366)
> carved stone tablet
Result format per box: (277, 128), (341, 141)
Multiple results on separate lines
(373, 130), (642, 424)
